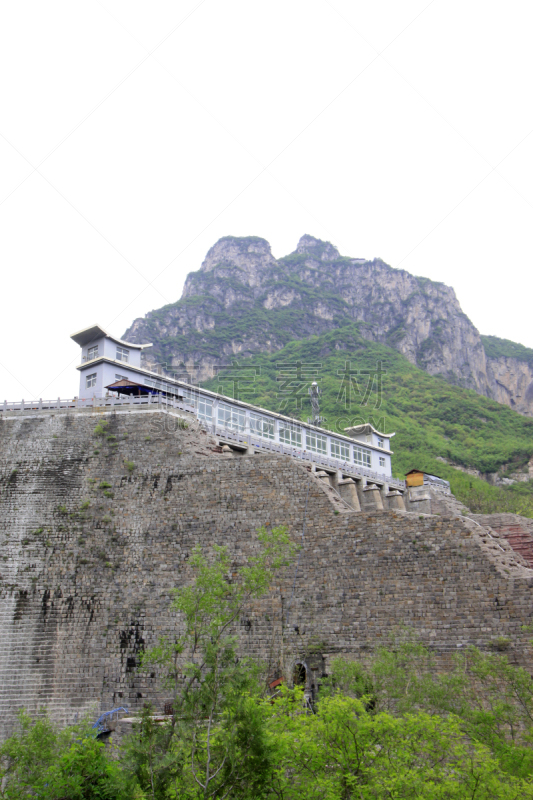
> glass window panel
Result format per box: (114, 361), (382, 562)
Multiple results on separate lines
(182, 388), (200, 408)
(198, 396), (213, 422)
(85, 373), (97, 389)
(217, 402), (245, 431)
(331, 440), (350, 460)
(354, 446), (372, 468)
(250, 413), (274, 440)
(116, 346), (129, 363)
(87, 346), (98, 361)
(379, 456), (386, 468)
(306, 432), (327, 454)
(279, 423), (302, 447)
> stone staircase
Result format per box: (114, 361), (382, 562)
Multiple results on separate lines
(471, 514), (533, 568)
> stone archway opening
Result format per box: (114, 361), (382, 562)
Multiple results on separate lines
(293, 662), (307, 687)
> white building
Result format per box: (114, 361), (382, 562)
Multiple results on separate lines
(71, 324), (395, 479)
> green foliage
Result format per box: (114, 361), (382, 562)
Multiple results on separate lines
(6, 634), (533, 797)
(93, 420), (109, 437)
(482, 335), (533, 365)
(80, 500), (90, 511)
(204, 323), (533, 516)
(98, 482), (112, 489)
(0, 709), (126, 799)
(265, 688), (533, 799)
(124, 460), (136, 473)
(335, 633), (533, 781)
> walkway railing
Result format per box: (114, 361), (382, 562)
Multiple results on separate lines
(209, 425), (406, 490)
(1, 395), (406, 490)
(1, 394), (196, 414)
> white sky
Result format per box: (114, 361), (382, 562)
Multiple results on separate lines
(1, 0), (532, 401)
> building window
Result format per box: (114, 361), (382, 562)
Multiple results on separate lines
(354, 446), (372, 468)
(331, 440), (350, 460)
(181, 387), (198, 407)
(379, 456), (386, 468)
(198, 396), (213, 423)
(116, 346), (129, 363)
(306, 431), (327, 455)
(250, 413), (274, 440)
(217, 402), (245, 431)
(85, 373), (97, 389)
(87, 345), (99, 361)
(115, 374), (128, 382)
(279, 422), (302, 448)
(377, 437), (384, 449)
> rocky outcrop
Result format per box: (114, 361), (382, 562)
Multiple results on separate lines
(486, 356), (533, 416)
(123, 235), (533, 414)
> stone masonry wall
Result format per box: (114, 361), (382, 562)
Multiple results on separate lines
(2, 407), (533, 739)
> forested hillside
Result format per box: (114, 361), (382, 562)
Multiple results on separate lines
(204, 324), (533, 516)
(123, 235), (533, 514)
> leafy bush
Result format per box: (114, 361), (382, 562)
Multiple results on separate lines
(93, 420), (109, 437)
(0, 710), (126, 799)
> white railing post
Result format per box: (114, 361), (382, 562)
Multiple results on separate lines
(39, 398), (42, 410)
(21, 398), (24, 412)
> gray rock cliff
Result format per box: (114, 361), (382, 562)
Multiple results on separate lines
(123, 235), (533, 415)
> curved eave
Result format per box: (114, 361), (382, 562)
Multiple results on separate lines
(344, 423), (396, 438)
(70, 324), (152, 350)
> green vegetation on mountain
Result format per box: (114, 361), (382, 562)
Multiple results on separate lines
(482, 335), (533, 365)
(137, 279), (349, 367)
(203, 324), (533, 516)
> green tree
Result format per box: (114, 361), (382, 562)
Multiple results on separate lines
(264, 687), (533, 799)
(322, 632), (533, 781)
(0, 709), (125, 799)
(122, 525), (297, 799)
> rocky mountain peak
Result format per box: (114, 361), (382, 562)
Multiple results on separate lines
(124, 233), (533, 416)
(200, 235), (275, 274)
(295, 234), (340, 262)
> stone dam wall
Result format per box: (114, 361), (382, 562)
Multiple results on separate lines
(1, 407), (533, 738)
